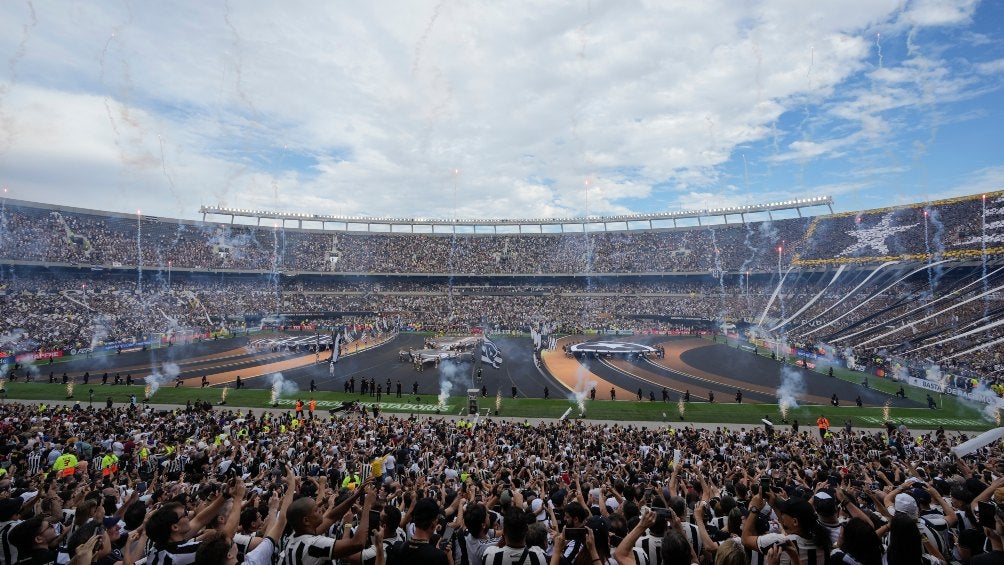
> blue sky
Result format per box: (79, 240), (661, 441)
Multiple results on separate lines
(0, 0), (1001, 223)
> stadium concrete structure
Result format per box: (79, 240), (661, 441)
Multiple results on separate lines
(1, 192), (1003, 410)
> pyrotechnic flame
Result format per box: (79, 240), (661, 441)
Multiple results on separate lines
(779, 399), (789, 421)
(144, 383), (152, 400)
(221, 386), (230, 403)
(678, 398), (685, 418)
(268, 372), (298, 406)
(66, 383), (74, 397)
(437, 381), (451, 411)
(883, 400), (891, 422)
(496, 389), (502, 411)
(0, 379), (7, 391)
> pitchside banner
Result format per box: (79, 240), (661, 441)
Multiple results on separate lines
(96, 339), (154, 352)
(907, 375), (1004, 407)
(15, 350), (64, 363)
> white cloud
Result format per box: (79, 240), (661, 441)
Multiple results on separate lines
(0, 0), (998, 222)
(975, 58), (1004, 75)
(902, 0), (979, 27)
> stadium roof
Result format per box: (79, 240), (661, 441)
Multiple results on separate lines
(200, 196), (833, 233)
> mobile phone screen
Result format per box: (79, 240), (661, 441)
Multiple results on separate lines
(438, 526), (454, 549)
(978, 502), (997, 528)
(760, 478), (771, 494)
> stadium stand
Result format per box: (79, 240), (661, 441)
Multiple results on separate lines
(2, 193), (1003, 392)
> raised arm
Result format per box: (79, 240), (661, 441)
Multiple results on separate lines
(317, 477), (371, 534)
(188, 492), (227, 535)
(613, 511), (655, 565)
(332, 483), (376, 559)
(741, 493), (766, 551)
(221, 481), (248, 538)
(265, 467), (297, 541)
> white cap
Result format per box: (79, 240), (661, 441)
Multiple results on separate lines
(892, 493), (918, 519)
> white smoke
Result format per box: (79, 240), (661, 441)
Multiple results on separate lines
(269, 372), (298, 404)
(144, 362), (181, 398)
(163, 362), (180, 378)
(437, 359), (468, 410)
(438, 380), (452, 410)
(0, 329), (26, 346)
(982, 402), (1001, 426)
(88, 315), (113, 351)
(892, 363), (910, 382)
(569, 364), (598, 415)
(842, 347), (856, 368)
(924, 364), (945, 387)
(815, 342), (838, 365)
(777, 365), (805, 414)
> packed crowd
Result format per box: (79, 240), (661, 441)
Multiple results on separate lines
(2, 193), (1003, 396)
(0, 401), (1003, 565)
(795, 194), (1004, 267)
(3, 266), (1003, 392)
(3, 194), (1001, 277)
(0, 203), (811, 274)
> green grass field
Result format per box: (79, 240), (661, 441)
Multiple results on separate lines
(0, 381), (994, 431)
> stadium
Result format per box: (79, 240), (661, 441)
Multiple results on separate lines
(1, 191), (1002, 429)
(6, 5), (1004, 565)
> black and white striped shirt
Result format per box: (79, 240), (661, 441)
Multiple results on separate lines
(282, 533), (337, 565)
(1, 519), (22, 565)
(161, 458), (182, 477)
(481, 545), (548, 565)
(26, 451), (43, 475)
(682, 522), (703, 557)
(756, 533), (825, 565)
(147, 539), (201, 565)
(635, 533), (663, 565)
